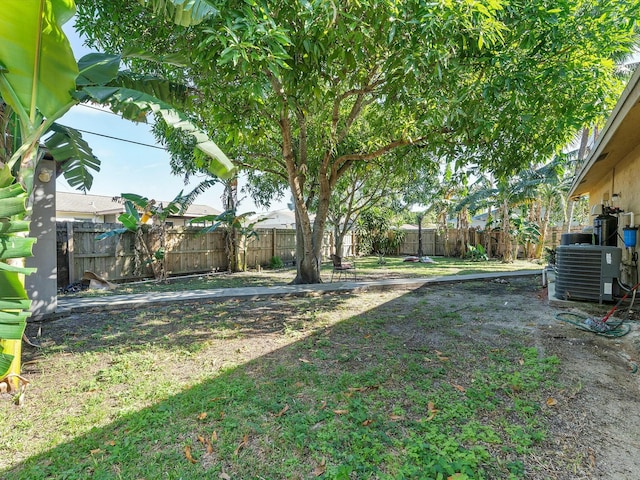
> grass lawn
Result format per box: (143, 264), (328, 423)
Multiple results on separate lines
(63, 255), (543, 297)
(1, 276), (572, 479)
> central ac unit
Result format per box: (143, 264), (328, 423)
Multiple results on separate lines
(555, 245), (622, 303)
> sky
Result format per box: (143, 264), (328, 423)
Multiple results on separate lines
(56, 23), (289, 214)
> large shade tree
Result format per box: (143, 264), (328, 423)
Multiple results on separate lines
(76, 0), (640, 283)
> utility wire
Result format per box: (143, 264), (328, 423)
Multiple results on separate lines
(73, 103), (166, 150)
(71, 127), (167, 151)
(78, 103), (122, 116)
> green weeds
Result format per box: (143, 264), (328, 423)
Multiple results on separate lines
(2, 281), (561, 479)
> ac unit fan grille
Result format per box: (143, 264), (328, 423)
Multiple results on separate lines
(555, 245), (621, 302)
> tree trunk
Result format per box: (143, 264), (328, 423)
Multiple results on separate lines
(536, 197), (552, 259)
(501, 199), (514, 263)
(334, 224), (344, 258)
(564, 127), (591, 234)
(220, 227), (239, 273)
(291, 204), (323, 284)
(485, 207), (493, 258)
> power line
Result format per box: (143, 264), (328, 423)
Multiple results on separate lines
(73, 103), (166, 150)
(78, 103), (122, 116)
(71, 127), (167, 151)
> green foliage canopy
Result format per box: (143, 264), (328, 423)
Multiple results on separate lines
(76, 0), (640, 281)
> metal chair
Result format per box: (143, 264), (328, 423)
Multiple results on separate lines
(330, 254), (356, 282)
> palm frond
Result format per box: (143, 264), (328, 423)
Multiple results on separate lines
(178, 179), (219, 214)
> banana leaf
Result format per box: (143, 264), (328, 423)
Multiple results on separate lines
(95, 227), (129, 241)
(0, 311), (30, 340)
(0, 0), (78, 124)
(80, 86), (235, 179)
(45, 123), (100, 191)
(138, 0), (219, 27)
(0, 299), (31, 310)
(76, 53), (121, 86)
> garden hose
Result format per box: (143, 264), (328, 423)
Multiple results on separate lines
(554, 312), (631, 338)
(555, 281), (640, 337)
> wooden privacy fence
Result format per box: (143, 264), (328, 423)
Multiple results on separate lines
(399, 225), (587, 258)
(56, 221), (584, 288)
(56, 222), (329, 287)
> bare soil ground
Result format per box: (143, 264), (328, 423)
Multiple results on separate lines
(10, 275), (640, 478)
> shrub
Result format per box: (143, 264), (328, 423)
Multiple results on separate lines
(466, 244), (488, 262)
(269, 256), (284, 269)
(357, 208), (405, 256)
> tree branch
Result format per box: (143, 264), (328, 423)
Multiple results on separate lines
(234, 159), (288, 180)
(334, 135), (429, 179)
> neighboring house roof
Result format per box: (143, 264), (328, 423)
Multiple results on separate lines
(570, 64), (640, 198)
(249, 209), (323, 229)
(56, 192), (221, 219)
(251, 209), (297, 229)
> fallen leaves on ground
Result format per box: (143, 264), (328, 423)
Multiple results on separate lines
(452, 383), (466, 393)
(312, 457), (326, 476)
(185, 445), (197, 463)
(435, 350), (449, 361)
(274, 404), (289, 417)
(196, 435), (215, 454)
(426, 401), (438, 421)
(234, 434), (249, 455)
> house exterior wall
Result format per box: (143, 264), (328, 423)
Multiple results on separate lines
(56, 211), (106, 222)
(588, 143), (640, 220)
(586, 143), (640, 285)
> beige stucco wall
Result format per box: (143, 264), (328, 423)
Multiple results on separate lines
(586, 144), (640, 284)
(588, 143), (640, 231)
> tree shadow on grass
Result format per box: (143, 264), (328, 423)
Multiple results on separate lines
(24, 293), (355, 358)
(3, 278), (564, 479)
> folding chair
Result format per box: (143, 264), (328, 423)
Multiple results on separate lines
(330, 254), (356, 282)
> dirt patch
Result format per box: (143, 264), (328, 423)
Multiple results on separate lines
(9, 276), (640, 478)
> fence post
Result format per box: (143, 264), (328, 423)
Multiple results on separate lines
(272, 228), (277, 259)
(67, 222), (75, 284)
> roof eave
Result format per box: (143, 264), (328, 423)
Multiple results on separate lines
(570, 66), (640, 198)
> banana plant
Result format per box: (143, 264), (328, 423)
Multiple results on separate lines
(0, 165), (36, 390)
(191, 210), (266, 272)
(96, 185), (214, 281)
(0, 0), (235, 390)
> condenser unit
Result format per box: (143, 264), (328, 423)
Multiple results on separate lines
(555, 245), (622, 303)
